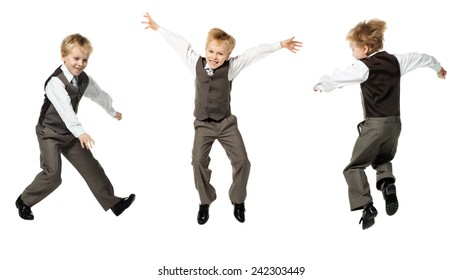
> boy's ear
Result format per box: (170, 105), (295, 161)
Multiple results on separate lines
(363, 45), (370, 55)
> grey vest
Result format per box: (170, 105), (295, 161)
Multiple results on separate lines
(38, 66), (89, 134)
(360, 51), (401, 118)
(194, 57), (232, 121)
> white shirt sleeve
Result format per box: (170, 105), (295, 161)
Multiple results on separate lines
(158, 27), (200, 75)
(314, 60), (369, 92)
(45, 77), (85, 137)
(228, 42), (282, 80)
(393, 52), (442, 76)
(45, 76), (116, 138)
(83, 76), (116, 117)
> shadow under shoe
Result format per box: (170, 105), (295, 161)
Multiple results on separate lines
(382, 183), (399, 216)
(197, 204), (210, 225)
(359, 203), (377, 230)
(233, 202), (245, 223)
(15, 195), (34, 220)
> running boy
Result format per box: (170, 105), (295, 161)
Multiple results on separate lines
(16, 33), (135, 220)
(313, 19), (446, 230)
(142, 12), (302, 224)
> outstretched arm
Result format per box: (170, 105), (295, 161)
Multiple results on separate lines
(313, 60), (369, 92)
(141, 12), (199, 75)
(395, 53), (445, 78)
(142, 12), (159, 31)
(280, 37), (303, 53)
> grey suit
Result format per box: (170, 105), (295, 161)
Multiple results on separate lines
(21, 67), (121, 211)
(191, 58), (250, 204)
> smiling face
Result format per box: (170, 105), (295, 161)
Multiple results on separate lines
(205, 39), (230, 69)
(349, 41), (369, 60)
(62, 47), (89, 76)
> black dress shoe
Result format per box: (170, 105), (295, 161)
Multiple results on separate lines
(197, 204), (209, 225)
(382, 182), (398, 216)
(359, 203), (377, 230)
(233, 202), (245, 223)
(16, 195), (34, 220)
(111, 194), (136, 216)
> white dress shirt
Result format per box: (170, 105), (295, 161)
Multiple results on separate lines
(45, 65), (116, 137)
(157, 26), (282, 80)
(314, 51), (442, 92)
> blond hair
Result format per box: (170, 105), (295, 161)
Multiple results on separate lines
(346, 19), (387, 55)
(206, 28), (236, 55)
(60, 33), (93, 56)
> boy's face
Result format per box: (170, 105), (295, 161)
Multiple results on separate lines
(62, 47), (89, 76)
(349, 41), (368, 60)
(205, 39), (230, 69)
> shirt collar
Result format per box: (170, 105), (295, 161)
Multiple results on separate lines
(60, 64), (75, 83)
(368, 50), (384, 58)
(204, 63), (214, 76)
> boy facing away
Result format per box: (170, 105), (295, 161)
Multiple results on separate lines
(313, 19), (446, 230)
(16, 33), (135, 220)
(142, 12), (302, 224)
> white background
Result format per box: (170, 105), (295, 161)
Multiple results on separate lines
(0, 0), (460, 279)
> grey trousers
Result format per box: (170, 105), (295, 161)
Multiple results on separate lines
(21, 124), (121, 211)
(343, 117), (401, 211)
(192, 115), (251, 205)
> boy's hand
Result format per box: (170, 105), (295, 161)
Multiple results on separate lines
(281, 37), (303, 53)
(79, 133), (95, 149)
(437, 67), (447, 79)
(142, 12), (159, 30)
(114, 111), (122, 121)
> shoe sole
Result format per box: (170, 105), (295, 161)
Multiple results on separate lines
(197, 217), (209, 225)
(383, 184), (399, 216)
(197, 212), (209, 225)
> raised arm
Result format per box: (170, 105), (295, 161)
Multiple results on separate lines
(394, 52), (446, 78)
(228, 36), (302, 80)
(141, 12), (199, 75)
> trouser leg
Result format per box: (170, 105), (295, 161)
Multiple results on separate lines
(21, 125), (64, 207)
(372, 120), (401, 189)
(344, 120), (383, 211)
(63, 139), (121, 211)
(217, 115), (250, 204)
(192, 120), (218, 204)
